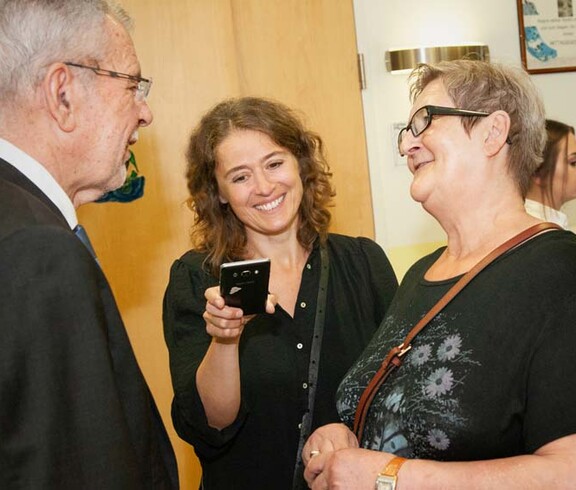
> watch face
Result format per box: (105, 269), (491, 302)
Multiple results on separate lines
(375, 475), (396, 490)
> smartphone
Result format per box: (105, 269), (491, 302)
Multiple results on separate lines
(219, 258), (271, 315)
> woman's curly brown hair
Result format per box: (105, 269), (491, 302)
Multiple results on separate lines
(186, 97), (335, 276)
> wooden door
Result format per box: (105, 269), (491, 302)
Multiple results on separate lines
(78, 1), (372, 488)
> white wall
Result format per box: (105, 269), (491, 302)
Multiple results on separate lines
(353, 0), (576, 248)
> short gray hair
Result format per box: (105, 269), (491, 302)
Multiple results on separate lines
(0, 0), (133, 102)
(408, 60), (546, 198)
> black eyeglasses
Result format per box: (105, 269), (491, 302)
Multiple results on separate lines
(397, 105), (512, 156)
(64, 62), (152, 101)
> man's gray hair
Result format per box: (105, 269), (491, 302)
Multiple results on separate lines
(0, 0), (133, 101)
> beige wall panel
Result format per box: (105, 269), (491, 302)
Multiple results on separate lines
(230, 0), (374, 236)
(78, 1), (372, 488)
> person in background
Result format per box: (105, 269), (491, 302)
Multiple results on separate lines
(0, 1), (178, 488)
(163, 96), (398, 489)
(303, 60), (576, 489)
(525, 119), (576, 229)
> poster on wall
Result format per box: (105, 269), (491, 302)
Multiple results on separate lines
(517, 0), (576, 73)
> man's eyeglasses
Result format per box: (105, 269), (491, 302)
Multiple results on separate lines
(397, 105), (512, 156)
(64, 62), (152, 101)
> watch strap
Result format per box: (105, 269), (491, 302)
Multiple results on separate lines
(380, 456), (407, 477)
(375, 456), (407, 489)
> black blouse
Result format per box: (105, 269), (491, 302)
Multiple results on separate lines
(163, 234), (398, 489)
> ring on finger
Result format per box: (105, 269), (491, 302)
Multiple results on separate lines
(309, 450), (320, 458)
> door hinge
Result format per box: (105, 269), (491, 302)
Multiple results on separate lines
(357, 53), (366, 90)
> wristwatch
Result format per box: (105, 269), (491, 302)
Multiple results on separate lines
(375, 456), (407, 490)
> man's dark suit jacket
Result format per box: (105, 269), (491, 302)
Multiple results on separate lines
(0, 159), (179, 489)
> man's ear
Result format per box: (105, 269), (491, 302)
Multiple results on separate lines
(484, 110), (511, 157)
(42, 63), (77, 132)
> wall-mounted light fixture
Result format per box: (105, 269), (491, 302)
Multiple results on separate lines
(385, 44), (490, 74)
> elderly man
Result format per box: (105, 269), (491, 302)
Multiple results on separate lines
(0, 1), (178, 488)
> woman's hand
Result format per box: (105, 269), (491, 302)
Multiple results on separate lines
(203, 286), (276, 342)
(203, 285), (248, 341)
(304, 447), (393, 490)
(302, 423), (358, 466)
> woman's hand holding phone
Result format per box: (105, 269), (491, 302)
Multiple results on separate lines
(203, 282), (276, 342)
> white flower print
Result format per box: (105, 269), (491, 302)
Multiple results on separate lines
(410, 344), (432, 366)
(424, 367), (454, 397)
(437, 334), (462, 361)
(384, 389), (404, 413)
(339, 310), (479, 459)
(427, 428), (450, 450)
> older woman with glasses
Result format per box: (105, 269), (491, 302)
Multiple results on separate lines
(303, 60), (576, 489)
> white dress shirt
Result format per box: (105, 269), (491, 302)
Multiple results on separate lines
(0, 138), (77, 229)
(525, 198), (569, 230)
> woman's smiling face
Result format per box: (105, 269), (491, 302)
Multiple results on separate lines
(215, 129), (304, 238)
(402, 79), (487, 211)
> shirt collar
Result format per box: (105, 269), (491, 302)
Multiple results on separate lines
(525, 198), (569, 230)
(0, 138), (77, 229)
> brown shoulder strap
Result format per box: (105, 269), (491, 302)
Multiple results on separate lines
(401, 221), (561, 349)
